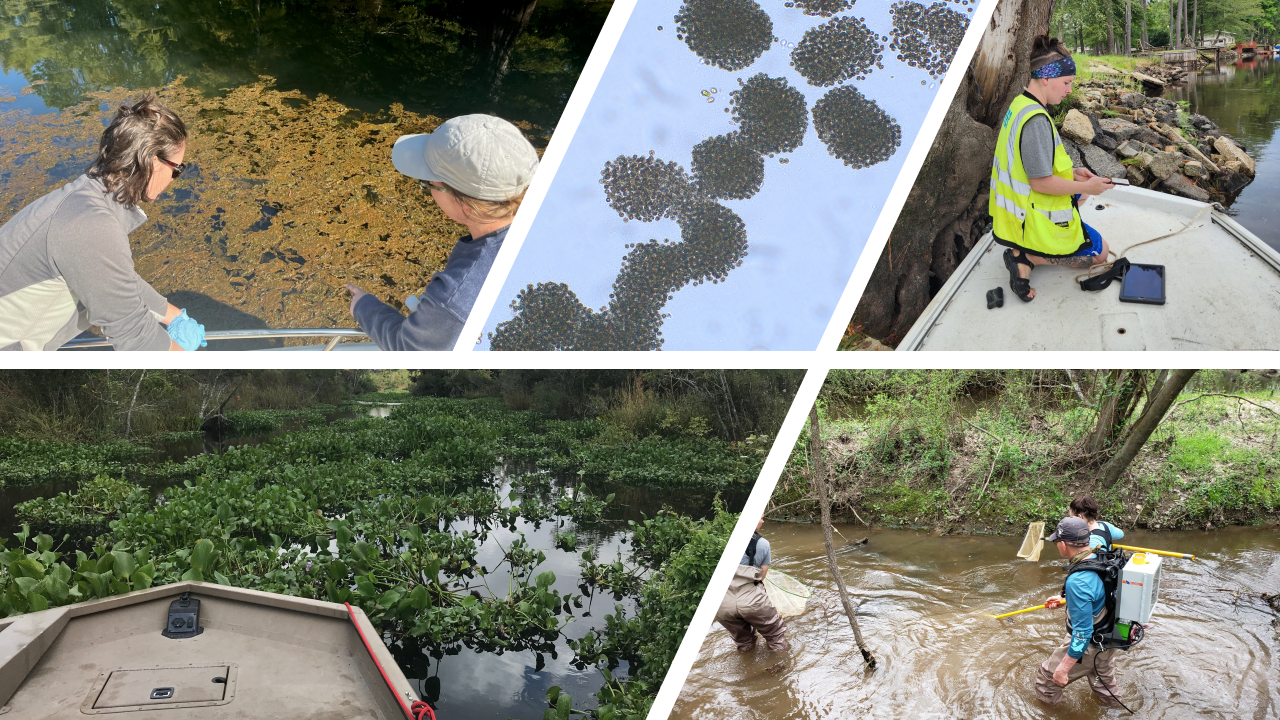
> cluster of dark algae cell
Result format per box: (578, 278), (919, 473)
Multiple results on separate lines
(601, 153), (693, 221)
(691, 134), (765, 199)
(488, 76), (808, 351)
(790, 15), (886, 87)
(789, 0), (853, 17)
(730, 74), (810, 155)
(812, 85), (901, 168)
(889, 1), (969, 78)
(674, 0), (774, 71)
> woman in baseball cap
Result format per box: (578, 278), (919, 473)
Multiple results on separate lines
(346, 114), (538, 350)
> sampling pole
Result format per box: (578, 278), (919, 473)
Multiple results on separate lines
(808, 405), (876, 669)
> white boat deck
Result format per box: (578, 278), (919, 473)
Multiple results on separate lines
(900, 186), (1280, 351)
(0, 583), (415, 719)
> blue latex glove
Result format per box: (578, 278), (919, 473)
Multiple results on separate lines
(167, 310), (207, 351)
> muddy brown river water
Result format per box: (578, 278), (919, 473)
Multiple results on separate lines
(675, 523), (1280, 719)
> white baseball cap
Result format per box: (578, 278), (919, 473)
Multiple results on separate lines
(391, 114), (539, 202)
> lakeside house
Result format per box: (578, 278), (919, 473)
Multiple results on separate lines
(1202, 31), (1236, 48)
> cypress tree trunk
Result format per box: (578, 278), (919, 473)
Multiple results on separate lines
(849, 0), (1057, 344)
(809, 405), (876, 668)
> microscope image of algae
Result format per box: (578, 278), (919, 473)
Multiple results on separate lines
(488, 0), (968, 350)
(0, 78), (541, 340)
(488, 73), (807, 351)
(788, 0), (853, 17)
(890, 1), (970, 78)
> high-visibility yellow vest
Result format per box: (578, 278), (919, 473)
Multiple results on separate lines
(989, 93), (1085, 255)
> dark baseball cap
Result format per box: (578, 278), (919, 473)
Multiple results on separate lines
(1046, 516), (1090, 544)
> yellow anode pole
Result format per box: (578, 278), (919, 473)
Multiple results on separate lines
(989, 603), (1053, 620)
(1114, 544), (1196, 560)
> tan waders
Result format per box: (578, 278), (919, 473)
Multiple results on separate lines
(716, 565), (789, 653)
(1035, 608), (1124, 709)
(1034, 642), (1123, 708)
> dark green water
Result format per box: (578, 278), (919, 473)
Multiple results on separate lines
(1166, 55), (1280, 251)
(0, 0), (609, 131)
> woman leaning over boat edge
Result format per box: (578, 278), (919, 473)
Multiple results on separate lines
(0, 94), (206, 351)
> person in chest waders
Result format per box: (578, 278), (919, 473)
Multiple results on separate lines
(1034, 517), (1126, 709)
(990, 35), (1116, 302)
(715, 518), (789, 653)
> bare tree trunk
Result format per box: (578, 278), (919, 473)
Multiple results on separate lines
(1101, 370), (1198, 485)
(1125, 0), (1132, 55)
(125, 370), (146, 439)
(1084, 370), (1127, 454)
(809, 405), (876, 668)
(1141, 0), (1148, 47)
(1170, 0), (1177, 47)
(850, 0), (1057, 344)
(1191, 0), (1198, 45)
(1065, 369), (1089, 403)
(1105, 0), (1116, 53)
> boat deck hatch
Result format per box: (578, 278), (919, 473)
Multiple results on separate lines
(81, 664), (237, 714)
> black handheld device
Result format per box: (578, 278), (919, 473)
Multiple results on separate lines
(1118, 263), (1165, 305)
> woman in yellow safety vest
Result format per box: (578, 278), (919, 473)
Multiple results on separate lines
(989, 36), (1116, 301)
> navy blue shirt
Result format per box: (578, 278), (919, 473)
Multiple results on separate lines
(353, 226), (506, 350)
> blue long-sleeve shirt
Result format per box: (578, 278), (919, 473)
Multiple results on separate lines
(1064, 567), (1106, 659)
(1088, 521), (1124, 550)
(352, 226), (506, 350)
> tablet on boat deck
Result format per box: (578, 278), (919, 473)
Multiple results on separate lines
(900, 185), (1280, 351)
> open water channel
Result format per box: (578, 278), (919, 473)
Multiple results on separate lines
(1165, 56), (1280, 251)
(675, 522), (1280, 719)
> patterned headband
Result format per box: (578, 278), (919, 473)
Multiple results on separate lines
(1031, 57), (1076, 79)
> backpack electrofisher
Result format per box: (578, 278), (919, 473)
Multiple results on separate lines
(1064, 550), (1162, 650)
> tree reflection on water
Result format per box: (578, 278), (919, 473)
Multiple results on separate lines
(0, 0), (610, 128)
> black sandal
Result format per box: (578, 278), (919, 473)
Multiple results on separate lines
(1003, 248), (1035, 302)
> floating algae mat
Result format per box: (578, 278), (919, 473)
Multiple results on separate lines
(0, 79), (539, 337)
(481, 0), (978, 350)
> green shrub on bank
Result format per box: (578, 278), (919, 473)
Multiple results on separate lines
(780, 379), (1280, 533)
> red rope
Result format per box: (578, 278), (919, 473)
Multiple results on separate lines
(345, 602), (437, 720)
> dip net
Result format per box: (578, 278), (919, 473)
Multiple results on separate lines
(765, 570), (812, 617)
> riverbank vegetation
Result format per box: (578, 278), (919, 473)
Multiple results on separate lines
(773, 370), (1280, 534)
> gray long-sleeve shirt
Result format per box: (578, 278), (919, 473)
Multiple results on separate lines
(0, 174), (171, 350)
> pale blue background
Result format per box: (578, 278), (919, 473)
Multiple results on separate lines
(480, 0), (973, 350)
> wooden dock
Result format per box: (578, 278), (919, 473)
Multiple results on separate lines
(1161, 49), (1199, 63)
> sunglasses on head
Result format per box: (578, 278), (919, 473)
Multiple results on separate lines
(157, 155), (187, 179)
